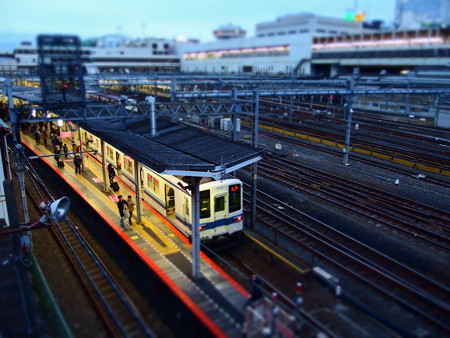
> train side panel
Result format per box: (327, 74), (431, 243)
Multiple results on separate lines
(80, 127), (243, 243)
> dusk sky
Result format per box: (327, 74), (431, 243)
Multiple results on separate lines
(0, 0), (397, 51)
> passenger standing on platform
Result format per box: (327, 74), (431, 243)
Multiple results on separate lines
(52, 136), (59, 152)
(34, 129), (41, 145)
(117, 195), (129, 228)
(54, 149), (60, 163)
(107, 163), (116, 186)
(42, 130), (48, 147)
(57, 136), (63, 150)
(74, 153), (82, 175)
(63, 144), (69, 159)
(127, 195), (135, 225)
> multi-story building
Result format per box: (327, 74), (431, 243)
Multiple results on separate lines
(1, 36), (182, 75)
(2, 11), (449, 78)
(178, 13), (375, 75)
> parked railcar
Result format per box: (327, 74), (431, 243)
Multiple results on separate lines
(80, 127), (243, 244)
(136, 84), (171, 99)
(86, 92), (137, 112)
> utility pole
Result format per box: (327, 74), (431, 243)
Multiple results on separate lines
(342, 72), (356, 166)
(250, 89), (259, 229)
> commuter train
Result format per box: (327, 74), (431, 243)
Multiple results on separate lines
(136, 84), (171, 99)
(79, 127), (243, 244)
(86, 92), (138, 112)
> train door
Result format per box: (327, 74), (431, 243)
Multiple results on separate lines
(165, 184), (175, 218)
(214, 194), (227, 227)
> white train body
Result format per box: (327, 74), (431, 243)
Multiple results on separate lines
(80, 127), (243, 243)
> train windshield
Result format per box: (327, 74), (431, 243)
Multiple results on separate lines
(200, 190), (211, 219)
(228, 184), (241, 213)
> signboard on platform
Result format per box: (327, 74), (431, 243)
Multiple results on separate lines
(60, 131), (72, 138)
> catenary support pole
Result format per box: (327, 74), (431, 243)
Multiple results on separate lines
(190, 177), (201, 279)
(251, 89), (259, 229)
(343, 75), (355, 166)
(134, 161), (142, 224)
(232, 87), (240, 142)
(101, 140), (109, 192)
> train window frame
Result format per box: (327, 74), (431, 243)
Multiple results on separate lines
(106, 146), (114, 162)
(228, 184), (241, 213)
(154, 178), (160, 195)
(147, 174), (152, 190)
(124, 155), (134, 175)
(184, 196), (190, 218)
(214, 195), (225, 213)
(200, 190), (211, 219)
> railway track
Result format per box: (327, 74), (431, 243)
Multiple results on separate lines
(256, 126), (450, 187)
(242, 184), (450, 334)
(240, 111), (450, 177)
(11, 146), (158, 337)
(257, 156), (450, 251)
(211, 245), (337, 337)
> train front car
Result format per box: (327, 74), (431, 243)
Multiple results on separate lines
(198, 178), (244, 246)
(76, 127), (244, 246)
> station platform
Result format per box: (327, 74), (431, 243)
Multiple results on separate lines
(20, 131), (250, 336)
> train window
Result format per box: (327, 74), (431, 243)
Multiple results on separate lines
(215, 196), (225, 212)
(154, 179), (159, 195)
(184, 197), (190, 218)
(124, 156), (133, 175)
(147, 174), (160, 194)
(106, 146), (114, 161)
(228, 184), (241, 213)
(200, 190), (211, 219)
(147, 174), (152, 189)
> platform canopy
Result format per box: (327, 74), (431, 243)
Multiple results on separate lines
(80, 117), (262, 180)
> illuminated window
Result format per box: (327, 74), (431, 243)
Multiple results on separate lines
(200, 190), (210, 219)
(229, 184), (241, 213)
(106, 146), (114, 161)
(154, 178), (159, 195)
(184, 197), (190, 218)
(124, 155), (133, 175)
(183, 45), (290, 61)
(147, 174), (153, 190)
(147, 174), (160, 195)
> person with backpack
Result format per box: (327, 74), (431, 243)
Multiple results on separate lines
(74, 153), (82, 175)
(107, 163), (116, 186)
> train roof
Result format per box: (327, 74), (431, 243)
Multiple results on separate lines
(80, 117), (262, 180)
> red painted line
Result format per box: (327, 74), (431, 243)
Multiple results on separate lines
(85, 150), (249, 297)
(22, 138), (228, 337)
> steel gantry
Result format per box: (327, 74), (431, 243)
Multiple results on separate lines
(4, 74), (450, 168)
(3, 73), (450, 279)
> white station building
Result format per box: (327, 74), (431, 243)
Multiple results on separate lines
(178, 13), (376, 75)
(1, 11), (448, 78)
